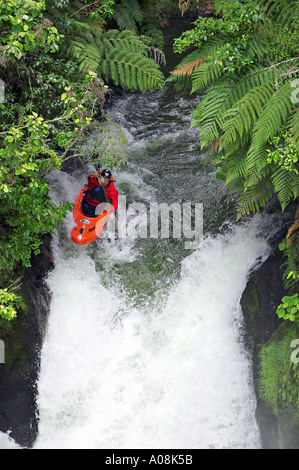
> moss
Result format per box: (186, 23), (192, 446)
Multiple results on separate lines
(0, 308), (30, 373)
(247, 288), (260, 322)
(258, 321), (299, 448)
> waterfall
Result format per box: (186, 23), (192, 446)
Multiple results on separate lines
(32, 168), (271, 449)
(1, 65), (277, 451)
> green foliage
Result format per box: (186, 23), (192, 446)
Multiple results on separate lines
(0, 71), (101, 319)
(140, 23), (164, 50)
(266, 130), (299, 174)
(278, 208), (299, 289)
(47, 0), (165, 91)
(0, 57), (85, 136)
(258, 323), (299, 422)
(0, 84), (91, 271)
(169, 0), (299, 300)
(68, 27), (164, 92)
(169, 0), (299, 221)
(0, 1), (166, 320)
(0, 289), (19, 321)
(113, 0), (144, 31)
(89, 0), (116, 22)
(0, 0), (63, 59)
(276, 294), (299, 322)
(173, 1), (267, 65)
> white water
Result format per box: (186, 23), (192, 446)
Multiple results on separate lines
(31, 170), (270, 448)
(0, 432), (23, 449)
(0, 86), (276, 449)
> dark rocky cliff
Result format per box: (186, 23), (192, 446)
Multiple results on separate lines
(241, 202), (299, 449)
(0, 235), (53, 448)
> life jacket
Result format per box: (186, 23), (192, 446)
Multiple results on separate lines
(84, 184), (106, 206)
(83, 174), (119, 211)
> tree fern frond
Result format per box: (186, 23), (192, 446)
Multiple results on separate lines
(113, 5), (137, 31)
(259, 0), (299, 27)
(113, 0), (144, 31)
(168, 39), (226, 90)
(291, 108), (299, 150)
(67, 40), (100, 72)
(250, 81), (296, 153)
(140, 23), (164, 50)
(244, 144), (270, 188)
(192, 67), (278, 149)
(108, 29), (148, 56)
(191, 61), (223, 93)
(100, 52), (164, 92)
(271, 165), (298, 210)
(236, 178), (274, 220)
(104, 29), (147, 55)
(191, 78), (233, 126)
(197, 120), (220, 149)
(167, 49), (206, 89)
(68, 19), (92, 32)
(216, 67), (278, 127)
(192, 66), (279, 138)
(245, 30), (275, 62)
(220, 82), (275, 151)
(194, 37), (227, 57)
(125, 0), (144, 24)
(67, 27), (164, 92)
(170, 0), (299, 223)
(224, 146), (249, 186)
(171, 58), (206, 77)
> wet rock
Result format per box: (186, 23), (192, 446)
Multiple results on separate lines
(0, 235), (53, 448)
(241, 222), (299, 449)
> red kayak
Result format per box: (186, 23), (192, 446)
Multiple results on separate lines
(70, 186), (109, 245)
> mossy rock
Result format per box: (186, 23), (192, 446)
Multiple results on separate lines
(258, 321), (299, 449)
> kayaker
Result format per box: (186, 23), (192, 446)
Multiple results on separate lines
(81, 168), (119, 218)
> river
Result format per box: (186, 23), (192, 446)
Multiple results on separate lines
(0, 21), (283, 450)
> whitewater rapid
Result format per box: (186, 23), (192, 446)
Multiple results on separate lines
(0, 45), (278, 448)
(31, 170), (270, 448)
(0, 19), (285, 452)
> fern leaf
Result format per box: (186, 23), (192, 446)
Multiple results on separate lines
(113, 5), (137, 30)
(140, 23), (164, 50)
(68, 40), (101, 72)
(167, 49), (205, 90)
(245, 30), (275, 62)
(250, 81), (296, 153)
(125, 0), (144, 24)
(220, 83), (275, 151)
(192, 68), (277, 149)
(171, 58), (206, 77)
(258, 0), (299, 27)
(244, 144), (270, 189)
(191, 61), (223, 93)
(67, 27), (164, 92)
(291, 108), (299, 150)
(113, 0), (144, 30)
(197, 120), (220, 149)
(271, 165), (298, 210)
(104, 30), (147, 55)
(195, 66), (277, 129)
(224, 146), (249, 186)
(236, 178), (273, 220)
(100, 53), (164, 92)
